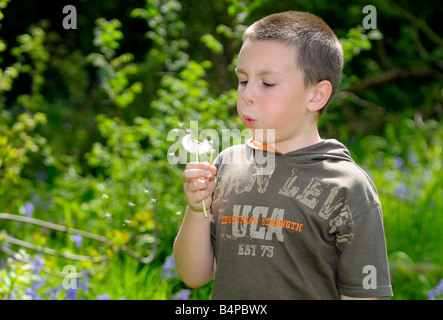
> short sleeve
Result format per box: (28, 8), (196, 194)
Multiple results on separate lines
(336, 203), (393, 298)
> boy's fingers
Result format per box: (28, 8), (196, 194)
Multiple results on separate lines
(183, 168), (213, 182)
(185, 162), (211, 170)
(186, 179), (208, 192)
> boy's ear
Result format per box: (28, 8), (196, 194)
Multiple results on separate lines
(307, 80), (332, 113)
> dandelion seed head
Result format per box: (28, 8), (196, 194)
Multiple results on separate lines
(182, 134), (212, 155)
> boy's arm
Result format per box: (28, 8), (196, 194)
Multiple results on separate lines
(174, 205), (216, 288)
(173, 162), (217, 288)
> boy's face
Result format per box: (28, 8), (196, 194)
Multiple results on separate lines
(235, 39), (318, 148)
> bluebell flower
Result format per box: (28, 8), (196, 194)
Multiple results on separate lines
(96, 293), (111, 300)
(21, 202), (34, 218)
(25, 287), (42, 300)
(36, 171), (48, 183)
(393, 156), (405, 169)
(161, 254), (178, 279)
(384, 170), (394, 181)
(395, 184), (408, 199)
(172, 289), (191, 300)
(32, 279), (46, 290)
(64, 287), (78, 300)
(71, 234), (83, 248)
(30, 254), (44, 273)
(46, 285), (62, 300)
(429, 279), (443, 300)
(78, 271), (89, 294)
(407, 151), (418, 166)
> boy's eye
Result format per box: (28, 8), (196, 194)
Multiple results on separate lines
(263, 82), (275, 87)
(238, 80), (248, 85)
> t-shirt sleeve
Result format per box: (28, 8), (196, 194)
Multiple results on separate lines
(336, 203), (393, 298)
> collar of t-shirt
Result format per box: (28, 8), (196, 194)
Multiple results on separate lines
(246, 138), (281, 154)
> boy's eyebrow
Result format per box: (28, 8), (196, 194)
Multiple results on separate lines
(235, 67), (282, 76)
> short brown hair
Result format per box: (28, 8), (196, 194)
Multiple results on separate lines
(243, 11), (344, 114)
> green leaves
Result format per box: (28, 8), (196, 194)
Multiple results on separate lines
(88, 19), (142, 109)
(0, 112), (47, 185)
(340, 27), (372, 63)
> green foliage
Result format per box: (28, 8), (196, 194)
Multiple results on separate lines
(88, 18), (142, 109)
(0, 111), (46, 187)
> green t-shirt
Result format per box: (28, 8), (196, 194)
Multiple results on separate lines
(210, 139), (393, 299)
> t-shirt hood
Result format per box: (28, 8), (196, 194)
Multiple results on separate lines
(246, 138), (354, 164)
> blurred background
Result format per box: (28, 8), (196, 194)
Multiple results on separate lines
(0, 0), (441, 300)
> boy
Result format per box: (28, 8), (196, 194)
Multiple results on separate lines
(174, 11), (393, 299)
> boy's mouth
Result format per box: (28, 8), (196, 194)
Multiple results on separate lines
(242, 115), (257, 128)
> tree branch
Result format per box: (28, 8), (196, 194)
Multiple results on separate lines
(3, 233), (108, 262)
(389, 1), (443, 47)
(0, 213), (111, 245)
(346, 67), (433, 92)
(0, 212), (158, 265)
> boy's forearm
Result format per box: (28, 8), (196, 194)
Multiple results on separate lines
(173, 206), (215, 288)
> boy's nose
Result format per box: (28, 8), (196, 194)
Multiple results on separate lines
(244, 96), (255, 106)
(243, 90), (256, 106)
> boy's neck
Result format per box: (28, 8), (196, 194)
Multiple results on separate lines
(268, 130), (322, 154)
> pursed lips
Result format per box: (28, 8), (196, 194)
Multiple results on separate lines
(242, 114), (257, 128)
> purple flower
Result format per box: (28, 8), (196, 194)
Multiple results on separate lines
(30, 254), (44, 273)
(384, 170), (394, 181)
(395, 184), (408, 199)
(71, 234), (83, 248)
(429, 279), (443, 300)
(393, 156), (405, 169)
(96, 293), (111, 300)
(407, 151), (418, 166)
(78, 271), (89, 294)
(25, 287), (42, 300)
(172, 289), (191, 300)
(64, 287), (78, 300)
(36, 171), (48, 183)
(45, 285), (62, 300)
(21, 202), (34, 218)
(32, 279), (45, 290)
(161, 254), (177, 279)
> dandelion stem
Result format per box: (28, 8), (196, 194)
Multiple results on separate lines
(195, 152), (208, 218)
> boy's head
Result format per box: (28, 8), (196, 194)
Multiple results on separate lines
(242, 11), (343, 114)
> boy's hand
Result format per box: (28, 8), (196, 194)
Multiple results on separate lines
(183, 162), (217, 213)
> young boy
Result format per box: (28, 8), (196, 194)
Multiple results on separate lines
(174, 11), (393, 300)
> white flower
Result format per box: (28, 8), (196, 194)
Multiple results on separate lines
(182, 134), (212, 155)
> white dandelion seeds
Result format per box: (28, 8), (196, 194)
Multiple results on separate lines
(181, 134), (214, 218)
(182, 134), (212, 156)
